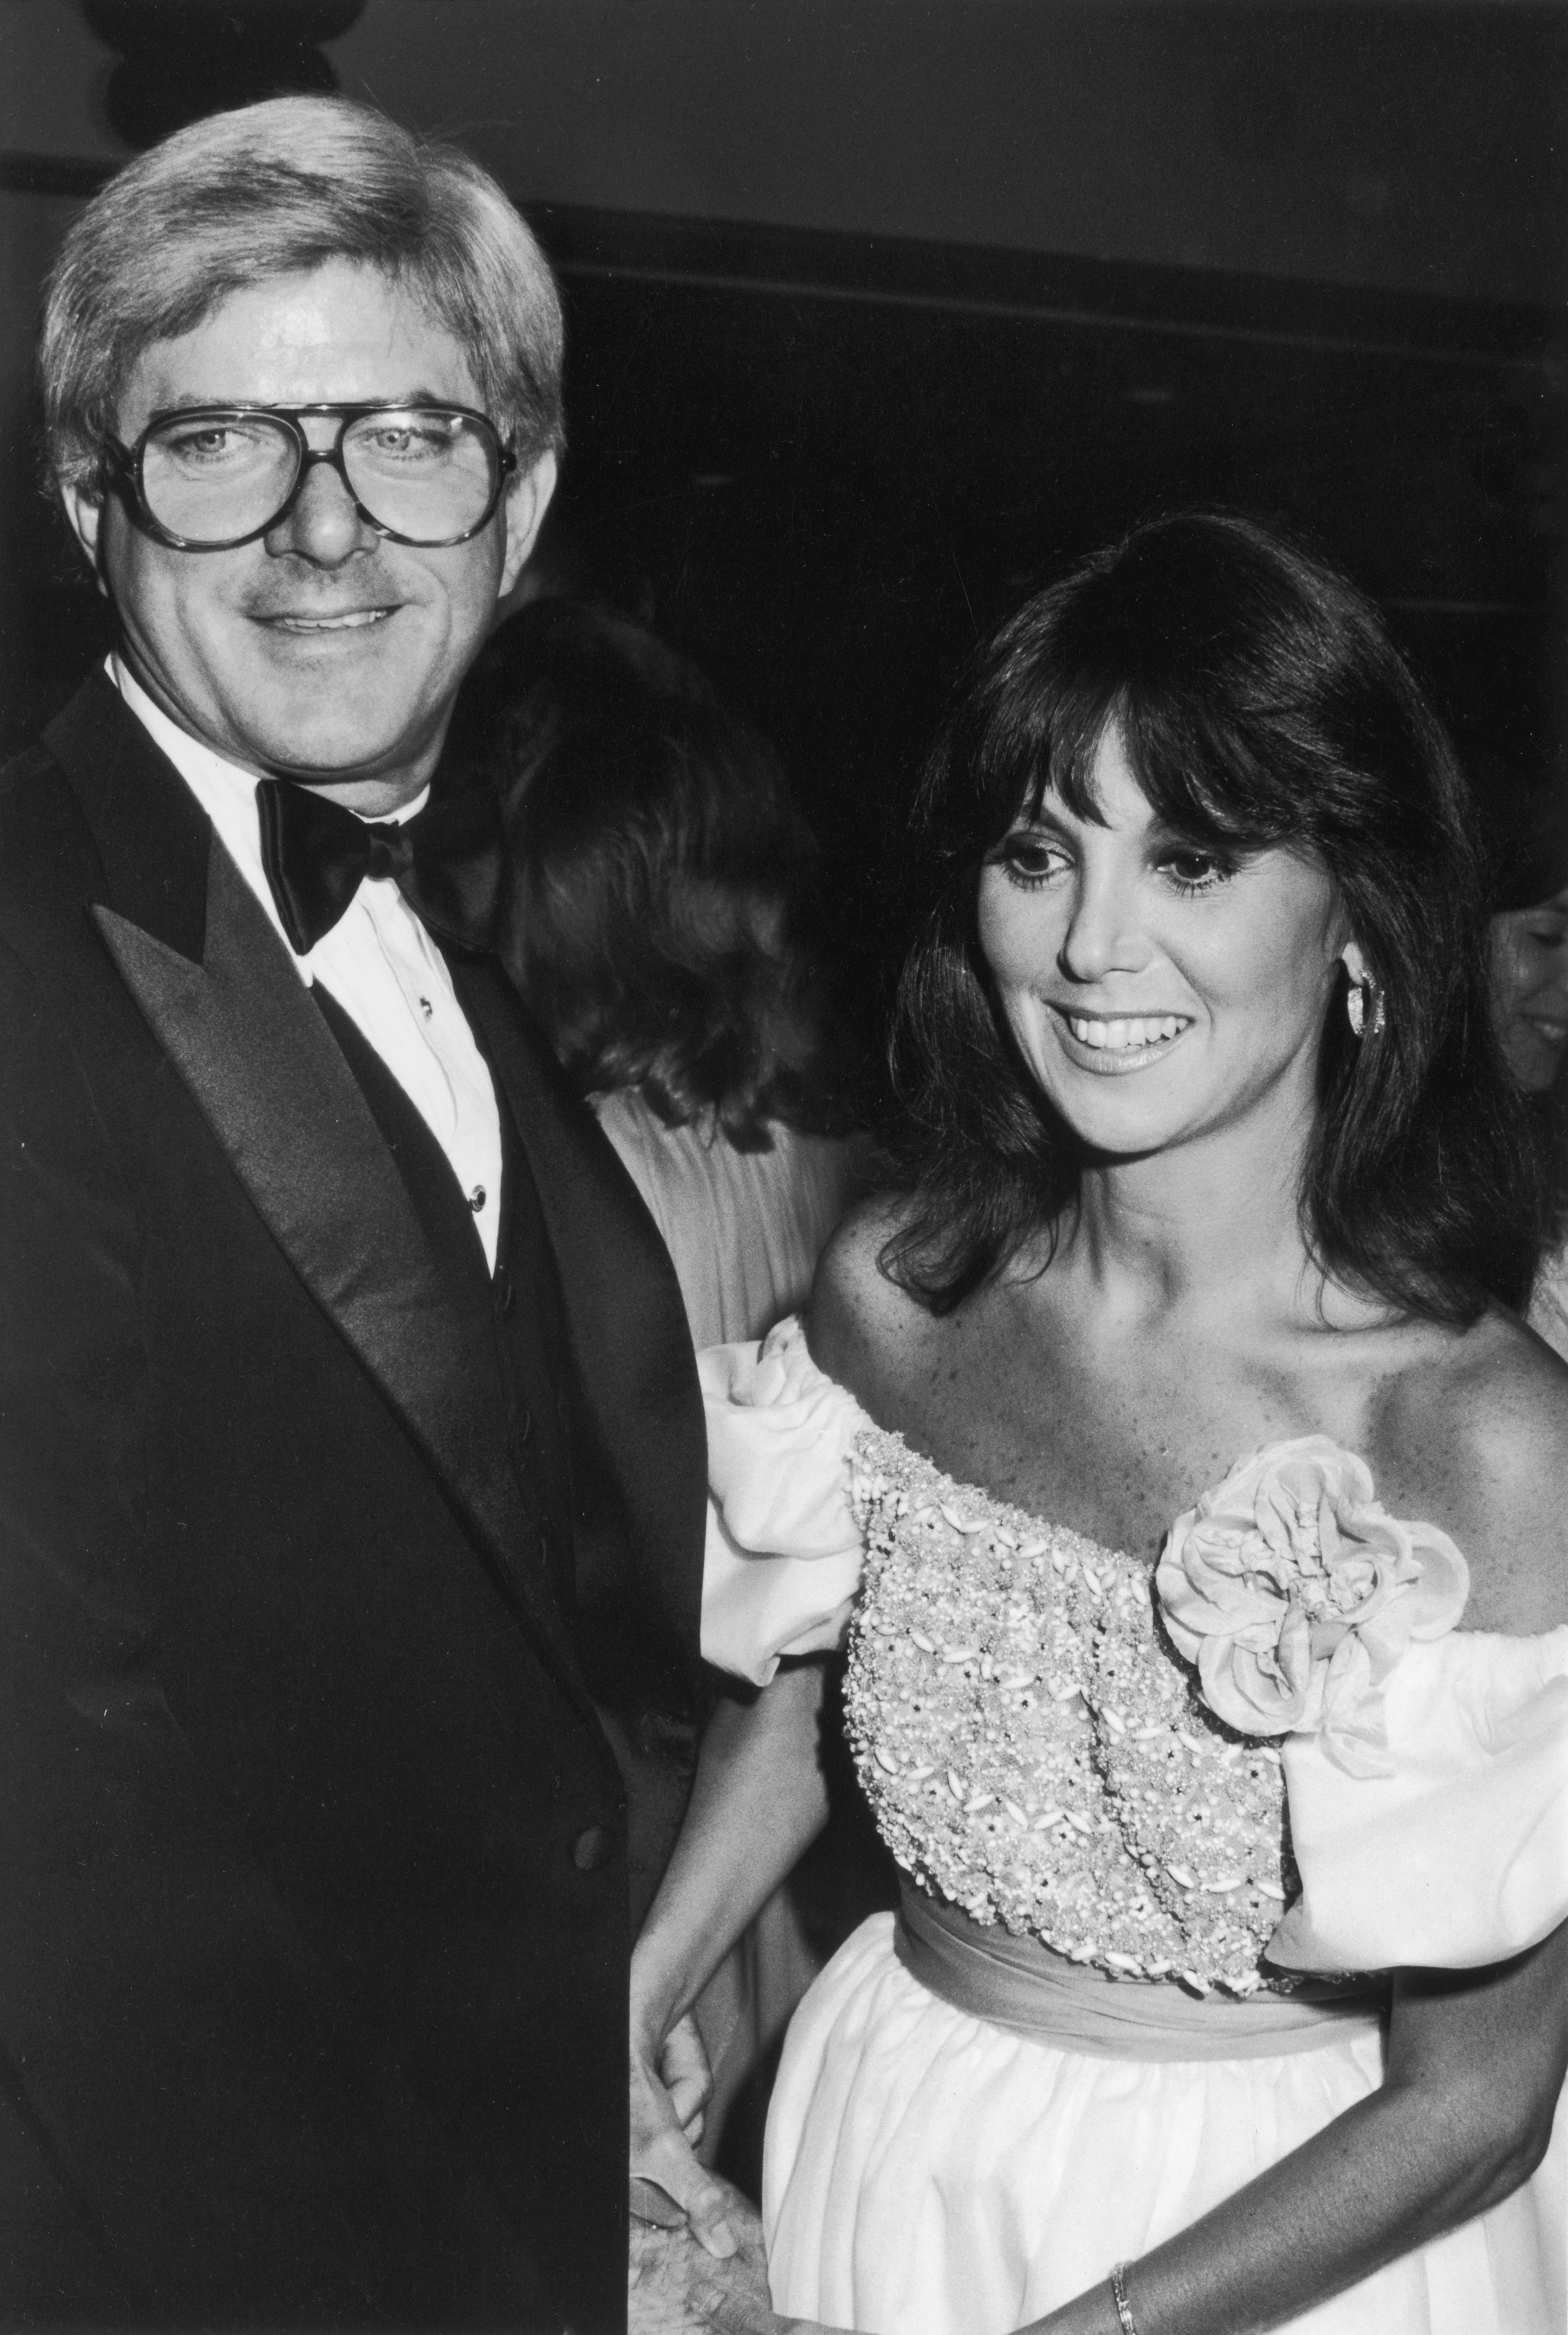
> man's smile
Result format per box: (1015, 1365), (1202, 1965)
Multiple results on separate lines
(257, 605), (397, 633)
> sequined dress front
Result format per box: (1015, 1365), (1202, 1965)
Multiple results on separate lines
(844, 1421), (1301, 1995)
(698, 1319), (1568, 2335)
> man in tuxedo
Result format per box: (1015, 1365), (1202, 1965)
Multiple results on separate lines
(0, 96), (710, 2331)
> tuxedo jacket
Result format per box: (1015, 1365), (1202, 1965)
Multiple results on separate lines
(0, 675), (708, 2332)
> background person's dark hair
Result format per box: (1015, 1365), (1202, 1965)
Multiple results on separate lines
(882, 508), (1551, 1324)
(451, 598), (857, 1149)
(1484, 775), (1568, 1217)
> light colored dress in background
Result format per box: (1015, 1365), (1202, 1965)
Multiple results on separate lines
(593, 1089), (854, 1351)
(699, 1318), (1568, 2334)
(1529, 1232), (1568, 1363)
(595, 1090), (860, 2148)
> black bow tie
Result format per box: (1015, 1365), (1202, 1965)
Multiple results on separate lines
(256, 777), (505, 956)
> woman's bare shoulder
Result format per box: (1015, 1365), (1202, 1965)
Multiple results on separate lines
(804, 1193), (945, 1420)
(1377, 1307), (1568, 1637)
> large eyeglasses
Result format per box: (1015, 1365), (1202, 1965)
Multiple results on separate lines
(103, 402), (517, 551)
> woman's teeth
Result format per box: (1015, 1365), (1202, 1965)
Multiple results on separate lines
(1067, 1014), (1188, 1051)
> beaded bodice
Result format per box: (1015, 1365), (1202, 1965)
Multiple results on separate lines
(701, 1315), (1559, 1995)
(843, 1423), (1301, 1996)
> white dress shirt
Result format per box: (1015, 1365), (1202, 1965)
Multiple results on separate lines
(109, 656), (504, 1271)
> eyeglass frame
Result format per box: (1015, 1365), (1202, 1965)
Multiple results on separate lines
(99, 401), (520, 553)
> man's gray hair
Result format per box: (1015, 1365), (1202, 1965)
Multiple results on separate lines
(41, 95), (564, 498)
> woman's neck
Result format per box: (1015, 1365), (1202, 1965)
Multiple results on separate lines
(1058, 1100), (1322, 1323)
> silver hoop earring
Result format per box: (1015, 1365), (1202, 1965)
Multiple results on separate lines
(1347, 975), (1386, 1037)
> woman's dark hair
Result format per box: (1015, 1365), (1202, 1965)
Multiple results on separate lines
(882, 509), (1550, 1322)
(447, 599), (856, 1148)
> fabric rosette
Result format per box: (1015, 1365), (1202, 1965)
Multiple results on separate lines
(1154, 1437), (1469, 1775)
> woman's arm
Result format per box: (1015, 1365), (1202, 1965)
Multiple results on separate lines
(1030, 1914), (1568, 2335)
(1028, 1356), (1568, 2335)
(696, 1917), (1568, 2335)
(630, 1658), (832, 2255)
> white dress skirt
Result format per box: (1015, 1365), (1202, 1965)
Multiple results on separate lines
(699, 1320), (1568, 2335)
(766, 1913), (1558, 2333)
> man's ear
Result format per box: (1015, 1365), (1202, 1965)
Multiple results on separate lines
(497, 448), (558, 596)
(60, 480), (111, 596)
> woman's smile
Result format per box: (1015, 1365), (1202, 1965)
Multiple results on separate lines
(1051, 1007), (1194, 1070)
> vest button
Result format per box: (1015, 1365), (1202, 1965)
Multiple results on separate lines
(572, 1823), (609, 1872)
(494, 1268), (515, 1318)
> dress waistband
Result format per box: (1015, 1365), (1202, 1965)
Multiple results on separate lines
(893, 1883), (1387, 2062)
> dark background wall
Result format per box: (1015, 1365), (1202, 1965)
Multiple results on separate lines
(6, 2), (1564, 300)
(2, 1), (1563, 992)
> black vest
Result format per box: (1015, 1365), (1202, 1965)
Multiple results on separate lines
(314, 970), (701, 1932)
(313, 983), (578, 1618)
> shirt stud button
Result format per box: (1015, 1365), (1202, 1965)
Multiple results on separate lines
(468, 1186), (486, 1213)
(572, 1824), (609, 1873)
(418, 995), (433, 1019)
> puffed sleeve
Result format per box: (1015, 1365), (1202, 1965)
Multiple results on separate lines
(1271, 1627), (1568, 1973)
(699, 1315), (873, 1686)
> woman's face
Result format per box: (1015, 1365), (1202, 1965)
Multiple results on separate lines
(1490, 885), (1568, 1093)
(975, 727), (1349, 1163)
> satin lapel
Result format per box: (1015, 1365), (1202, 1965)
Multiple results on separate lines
(46, 670), (210, 960)
(454, 960), (707, 1705)
(91, 845), (590, 1707)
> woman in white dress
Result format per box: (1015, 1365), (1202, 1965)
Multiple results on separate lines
(629, 512), (1568, 2334)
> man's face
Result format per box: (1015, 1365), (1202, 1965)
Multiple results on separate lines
(64, 259), (555, 804)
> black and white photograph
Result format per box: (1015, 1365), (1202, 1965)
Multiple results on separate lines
(0, 6), (1564, 2331)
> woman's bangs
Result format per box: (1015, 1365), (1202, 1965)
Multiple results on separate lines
(1004, 691), (1278, 856)
(1005, 680), (1119, 833)
(1115, 697), (1297, 853)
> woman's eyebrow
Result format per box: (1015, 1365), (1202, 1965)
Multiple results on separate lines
(1142, 814), (1255, 853)
(1137, 802), (1208, 842)
(1013, 792), (1102, 835)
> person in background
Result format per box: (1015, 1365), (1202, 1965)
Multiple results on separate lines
(1488, 785), (1568, 1356)
(448, 595), (867, 2174)
(450, 598), (864, 1347)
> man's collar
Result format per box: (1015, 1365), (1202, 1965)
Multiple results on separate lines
(106, 653), (257, 806)
(105, 655), (431, 827)
(103, 654), (433, 974)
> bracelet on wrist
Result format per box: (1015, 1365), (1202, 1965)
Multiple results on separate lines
(1109, 2261), (1142, 2335)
